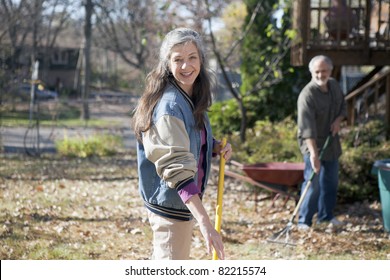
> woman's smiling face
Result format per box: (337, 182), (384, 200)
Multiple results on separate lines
(169, 41), (201, 96)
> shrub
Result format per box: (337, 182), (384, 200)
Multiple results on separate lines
(228, 116), (301, 164)
(338, 120), (390, 202)
(209, 99), (241, 137)
(55, 133), (123, 158)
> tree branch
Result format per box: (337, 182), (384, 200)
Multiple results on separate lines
(223, 0), (264, 61)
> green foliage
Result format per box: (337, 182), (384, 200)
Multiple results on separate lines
(227, 117), (301, 164)
(209, 99), (241, 137)
(55, 133), (123, 158)
(338, 120), (390, 202)
(342, 119), (388, 148)
(240, 0), (309, 122)
(209, 86), (306, 141)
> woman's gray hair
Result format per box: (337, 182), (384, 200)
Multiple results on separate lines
(308, 55), (334, 73)
(159, 28), (206, 72)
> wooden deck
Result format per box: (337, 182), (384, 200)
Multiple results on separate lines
(291, 0), (390, 66)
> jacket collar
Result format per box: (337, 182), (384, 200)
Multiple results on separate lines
(169, 78), (195, 111)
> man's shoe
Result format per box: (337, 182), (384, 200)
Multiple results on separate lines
(297, 223), (310, 231)
(330, 217), (344, 226)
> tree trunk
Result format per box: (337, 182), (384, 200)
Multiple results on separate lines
(81, 0), (93, 121)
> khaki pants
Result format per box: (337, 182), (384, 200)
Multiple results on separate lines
(148, 210), (194, 260)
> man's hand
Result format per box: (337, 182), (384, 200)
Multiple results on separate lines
(306, 138), (321, 173)
(310, 153), (321, 174)
(330, 116), (344, 136)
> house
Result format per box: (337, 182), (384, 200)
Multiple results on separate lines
(37, 46), (80, 92)
(291, 0), (390, 136)
(1, 43), (80, 93)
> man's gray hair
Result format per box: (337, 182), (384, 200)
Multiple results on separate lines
(308, 55), (334, 73)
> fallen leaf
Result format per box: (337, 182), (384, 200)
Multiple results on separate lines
(130, 228), (143, 235)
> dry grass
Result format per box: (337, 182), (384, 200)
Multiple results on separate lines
(0, 154), (389, 260)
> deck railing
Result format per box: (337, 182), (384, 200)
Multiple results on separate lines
(308, 1), (389, 49)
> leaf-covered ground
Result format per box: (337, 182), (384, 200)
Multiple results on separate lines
(1, 154), (389, 260)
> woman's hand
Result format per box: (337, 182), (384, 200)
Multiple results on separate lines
(213, 140), (233, 161)
(198, 219), (225, 260)
(186, 195), (225, 260)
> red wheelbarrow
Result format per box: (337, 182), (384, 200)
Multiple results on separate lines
(220, 160), (305, 211)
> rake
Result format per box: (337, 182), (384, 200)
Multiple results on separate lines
(213, 138), (227, 260)
(267, 135), (332, 246)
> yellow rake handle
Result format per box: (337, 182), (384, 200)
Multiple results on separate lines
(213, 138), (227, 260)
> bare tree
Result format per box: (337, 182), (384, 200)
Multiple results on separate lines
(204, 0), (262, 141)
(39, 0), (74, 82)
(0, 0), (75, 82)
(93, 0), (230, 74)
(0, 0), (32, 76)
(94, 0), (165, 74)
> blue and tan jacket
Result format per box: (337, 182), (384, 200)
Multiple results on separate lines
(136, 80), (214, 221)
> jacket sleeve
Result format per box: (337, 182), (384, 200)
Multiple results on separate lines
(143, 114), (197, 189)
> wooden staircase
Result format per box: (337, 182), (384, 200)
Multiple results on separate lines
(345, 66), (390, 138)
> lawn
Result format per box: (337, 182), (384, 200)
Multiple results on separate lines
(1, 153), (389, 260)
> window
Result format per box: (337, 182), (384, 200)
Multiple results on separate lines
(51, 50), (69, 65)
